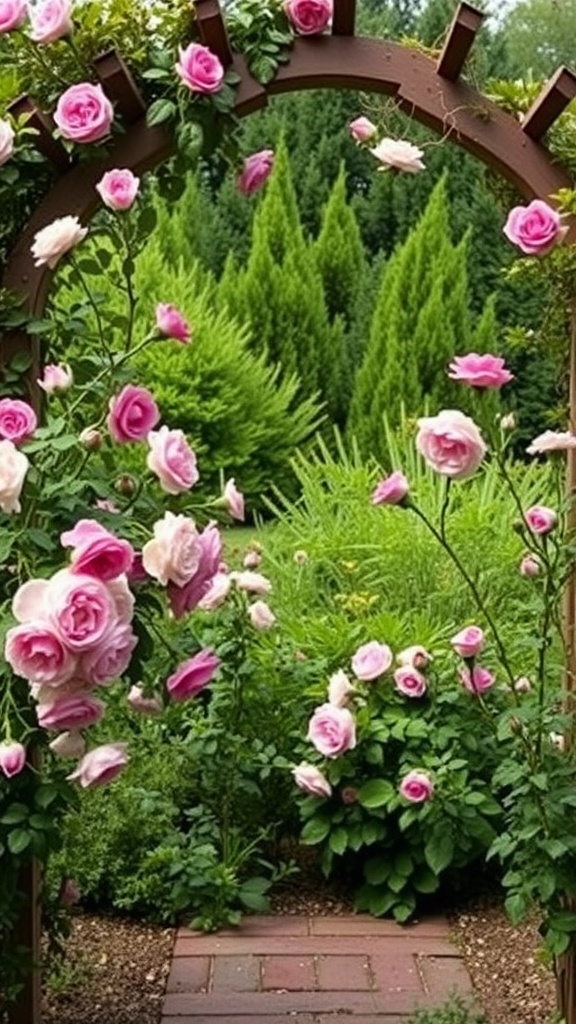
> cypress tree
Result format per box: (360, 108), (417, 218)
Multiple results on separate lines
(313, 165), (367, 328)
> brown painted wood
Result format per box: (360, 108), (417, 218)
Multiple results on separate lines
(522, 66), (576, 141)
(7, 96), (69, 170)
(93, 50), (147, 123)
(195, 0), (233, 68)
(437, 1), (485, 81)
(332, 0), (356, 37)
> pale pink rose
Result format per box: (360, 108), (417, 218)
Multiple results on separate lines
(520, 553), (541, 577)
(155, 303), (192, 344)
(370, 137), (425, 173)
(0, 740), (26, 778)
(284, 0), (332, 35)
(247, 600), (276, 630)
(94, 499), (119, 514)
(147, 426), (199, 494)
(448, 353), (513, 389)
(198, 572), (231, 611)
(524, 505), (557, 536)
(96, 168), (139, 211)
(0, 398), (36, 444)
(49, 730), (86, 758)
(459, 665), (495, 694)
(327, 669), (354, 707)
(243, 550), (261, 569)
(237, 150), (274, 195)
(416, 409), (486, 480)
(0, 0), (26, 33)
(514, 676), (532, 694)
(233, 570), (271, 595)
(500, 413), (516, 431)
(396, 645), (431, 670)
(451, 625), (484, 659)
(5, 622), (77, 684)
(168, 523), (222, 618)
(503, 199), (566, 256)
(175, 42), (224, 93)
(37, 363), (73, 395)
(351, 640), (392, 681)
(107, 574), (135, 624)
(292, 762), (332, 798)
(31, 215), (87, 268)
(29, 0), (72, 42)
(127, 685), (162, 715)
(349, 116), (377, 143)
(107, 384), (160, 444)
(14, 570), (117, 652)
(0, 118), (15, 165)
(223, 478), (245, 521)
(0, 439), (29, 513)
(30, 678), (87, 704)
(526, 430), (576, 456)
(371, 470), (409, 506)
(399, 770), (434, 803)
(307, 703), (356, 758)
(166, 649), (221, 702)
(54, 82), (114, 143)
(394, 666), (427, 698)
(142, 511), (201, 587)
(67, 743), (129, 787)
(341, 786), (359, 805)
(61, 519), (134, 582)
(60, 879), (81, 906)
(80, 622), (137, 685)
(37, 693), (105, 731)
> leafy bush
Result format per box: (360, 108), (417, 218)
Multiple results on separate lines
(409, 997), (487, 1024)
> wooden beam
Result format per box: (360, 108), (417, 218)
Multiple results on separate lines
(437, 1), (485, 82)
(194, 0), (233, 68)
(522, 66), (576, 141)
(93, 50), (146, 123)
(332, 0), (356, 37)
(7, 95), (69, 170)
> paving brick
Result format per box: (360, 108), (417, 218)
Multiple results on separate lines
(179, 916), (310, 939)
(370, 953), (424, 995)
(173, 934), (452, 957)
(418, 954), (473, 1000)
(310, 914), (449, 937)
(261, 954), (316, 990)
(161, 1018), (322, 1024)
(211, 955), (260, 992)
(163, 988), (428, 1016)
(316, 953), (371, 991)
(165, 956), (211, 993)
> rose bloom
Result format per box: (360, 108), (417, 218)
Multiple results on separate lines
(526, 430), (576, 456)
(49, 730), (86, 758)
(459, 665), (495, 695)
(198, 571), (231, 611)
(451, 625), (484, 659)
(175, 42), (224, 93)
(155, 303), (192, 343)
(550, 732), (565, 753)
(223, 478), (245, 521)
(0, 741), (26, 778)
(107, 574), (135, 625)
(31, 215), (88, 268)
(514, 676), (532, 694)
(0, 398), (37, 444)
(370, 137), (425, 173)
(247, 600), (276, 630)
(13, 569), (116, 652)
(416, 409), (486, 480)
(524, 505), (557, 536)
(0, 118), (15, 165)
(80, 427), (102, 450)
(37, 363), (73, 396)
(285, 0), (332, 35)
(243, 550), (261, 569)
(166, 648), (221, 702)
(142, 511), (201, 587)
(327, 669), (354, 708)
(80, 622), (137, 686)
(397, 645), (431, 670)
(292, 762), (332, 798)
(349, 116), (377, 143)
(67, 743), (129, 788)
(503, 199), (566, 256)
(448, 353), (513, 389)
(168, 522), (222, 618)
(520, 552), (541, 578)
(351, 640), (392, 681)
(5, 622), (77, 684)
(237, 150), (274, 195)
(127, 685), (162, 715)
(37, 693), (105, 732)
(394, 666), (427, 698)
(500, 413), (516, 431)
(0, 0), (26, 33)
(147, 426), (199, 494)
(61, 519), (134, 582)
(96, 168), (140, 211)
(29, 0), (72, 43)
(399, 770), (434, 803)
(307, 703), (356, 758)
(0, 439), (29, 513)
(371, 470), (409, 506)
(108, 384), (160, 444)
(233, 570), (271, 595)
(54, 82), (114, 143)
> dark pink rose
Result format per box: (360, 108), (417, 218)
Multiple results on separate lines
(459, 665), (495, 695)
(155, 303), (191, 343)
(175, 43), (224, 93)
(393, 666), (427, 698)
(5, 622), (77, 684)
(285, 0), (332, 35)
(168, 523), (222, 618)
(61, 519), (134, 581)
(399, 770), (433, 803)
(37, 693), (105, 731)
(371, 470), (409, 506)
(165, 648), (221, 702)
(147, 426), (199, 494)
(67, 743), (128, 787)
(524, 505), (557, 536)
(0, 398), (37, 444)
(448, 353), (514, 389)
(0, 741), (26, 778)
(237, 150), (274, 195)
(503, 200), (566, 256)
(54, 82), (114, 144)
(107, 384), (160, 444)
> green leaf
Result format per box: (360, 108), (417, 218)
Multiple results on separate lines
(358, 779), (394, 809)
(8, 828), (31, 854)
(300, 817), (331, 845)
(10, 351), (32, 373)
(329, 827), (347, 856)
(0, 803), (29, 825)
(393, 898), (416, 923)
(424, 832), (454, 875)
(394, 851), (413, 877)
(34, 784), (59, 810)
(505, 893), (529, 925)
(548, 911), (576, 934)
(364, 856), (391, 886)
(0, 532), (14, 564)
(413, 867), (439, 894)
(146, 98), (177, 127)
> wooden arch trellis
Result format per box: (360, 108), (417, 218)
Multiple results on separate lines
(2, 1), (576, 1021)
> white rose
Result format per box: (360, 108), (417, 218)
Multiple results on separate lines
(49, 730), (87, 759)
(0, 439), (28, 513)
(0, 119), (15, 166)
(232, 570), (272, 595)
(370, 137), (425, 173)
(142, 511), (201, 587)
(327, 669), (354, 708)
(31, 215), (88, 269)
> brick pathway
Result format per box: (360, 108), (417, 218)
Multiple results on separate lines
(161, 913), (473, 1022)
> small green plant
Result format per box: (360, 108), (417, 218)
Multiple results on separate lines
(408, 995), (487, 1024)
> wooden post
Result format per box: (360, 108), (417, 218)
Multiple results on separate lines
(7, 860), (42, 1024)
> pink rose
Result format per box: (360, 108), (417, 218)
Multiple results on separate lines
(416, 409), (486, 480)
(96, 168), (140, 211)
(307, 703), (356, 758)
(147, 426), (199, 494)
(399, 770), (434, 803)
(292, 762), (332, 798)
(107, 384), (160, 444)
(31, 215), (87, 268)
(247, 600), (276, 630)
(396, 645), (431, 669)
(61, 519), (134, 582)
(327, 669), (354, 708)
(284, 0), (332, 35)
(107, 575), (135, 625)
(0, 398), (37, 444)
(0, 741), (26, 778)
(49, 730), (86, 758)
(349, 116), (377, 143)
(155, 303), (191, 343)
(127, 685), (162, 715)
(370, 137), (425, 173)
(168, 523), (222, 618)
(524, 505), (557, 536)
(175, 42), (224, 93)
(37, 693), (105, 731)
(29, 0), (72, 42)
(54, 82), (114, 143)
(371, 470), (409, 506)
(0, 439), (28, 513)
(79, 622), (137, 685)
(448, 353), (514, 389)
(13, 570), (116, 652)
(37, 363), (73, 396)
(0, 0), (26, 33)
(67, 743), (129, 787)
(237, 150), (274, 195)
(351, 640), (392, 680)
(459, 665), (495, 695)
(0, 118), (15, 165)
(166, 648), (221, 702)
(233, 570), (271, 595)
(142, 511), (201, 587)
(527, 430), (576, 456)
(243, 550), (261, 569)
(503, 199), (566, 256)
(394, 666), (427, 698)
(514, 676), (532, 694)
(198, 572), (231, 611)
(223, 478), (245, 521)
(451, 626), (484, 659)
(520, 553), (541, 577)
(5, 622), (77, 684)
